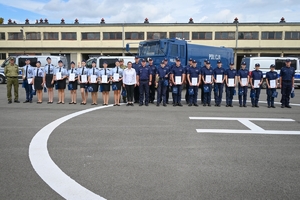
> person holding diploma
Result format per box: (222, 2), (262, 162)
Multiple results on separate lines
(99, 61), (111, 106)
(213, 60), (225, 107)
(237, 61), (249, 107)
(88, 61), (100, 105)
(54, 60), (68, 104)
(44, 57), (55, 104)
(171, 58), (185, 107)
(68, 61), (78, 104)
(156, 60), (169, 107)
(78, 60), (89, 105)
(123, 61), (136, 106)
(22, 59), (34, 103)
(280, 59), (295, 108)
(225, 62), (237, 107)
(187, 60), (201, 107)
(250, 63), (263, 107)
(111, 60), (123, 106)
(266, 64), (278, 108)
(201, 60), (213, 107)
(137, 59), (152, 106)
(32, 61), (45, 104)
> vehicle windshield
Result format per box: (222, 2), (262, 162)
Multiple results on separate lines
(139, 42), (166, 56)
(1, 58), (10, 68)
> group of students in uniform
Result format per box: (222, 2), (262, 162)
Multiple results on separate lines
(20, 56), (295, 108)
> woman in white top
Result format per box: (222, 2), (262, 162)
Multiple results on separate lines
(122, 61), (136, 106)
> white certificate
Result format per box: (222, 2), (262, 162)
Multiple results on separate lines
(216, 75), (222, 83)
(81, 75), (87, 83)
(56, 72), (62, 80)
(32, 85), (35, 90)
(91, 75), (97, 83)
(241, 78), (247, 86)
(113, 73), (119, 82)
(205, 75), (211, 83)
(69, 73), (75, 81)
(270, 80), (276, 88)
(192, 78), (197, 86)
(254, 80), (260, 88)
(27, 78), (33, 84)
(228, 78), (234, 87)
(102, 75), (108, 83)
(175, 76), (181, 84)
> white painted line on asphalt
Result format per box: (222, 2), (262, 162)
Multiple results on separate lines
(29, 105), (113, 200)
(189, 117), (295, 121)
(195, 129), (300, 135)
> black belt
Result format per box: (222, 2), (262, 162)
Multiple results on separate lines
(282, 80), (292, 82)
(140, 79), (149, 81)
(7, 76), (18, 78)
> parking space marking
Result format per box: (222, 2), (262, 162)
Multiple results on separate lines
(190, 117), (300, 135)
(29, 106), (111, 200)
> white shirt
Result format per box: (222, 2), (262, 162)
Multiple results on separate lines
(123, 68), (137, 85)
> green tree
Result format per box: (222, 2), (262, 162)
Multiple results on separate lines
(0, 18), (4, 24)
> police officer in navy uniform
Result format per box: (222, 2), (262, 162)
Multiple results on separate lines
(225, 62), (237, 107)
(185, 58), (193, 104)
(250, 63), (263, 107)
(213, 60), (225, 107)
(280, 59), (295, 108)
(164, 58), (171, 104)
(187, 60), (201, 106)
(22, 58), (34, 103)
(132, 56), (141, 103)
(266, 64), (278, 108)
(202, 60), (213, 106)
(171, 58), (185, 106)
(137, 59), (152, 106)
(237, 61), (249, 107)
(156, 60), (169, 107)
(200, 59), (208, 104)
(148, 58), (157, 103)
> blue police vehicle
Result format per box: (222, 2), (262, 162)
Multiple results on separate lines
(126, 38), (234, 69)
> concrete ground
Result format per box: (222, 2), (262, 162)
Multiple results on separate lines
(0, 84), (300, 200)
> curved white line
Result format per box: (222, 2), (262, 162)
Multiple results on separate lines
(29, 105), (112, 200)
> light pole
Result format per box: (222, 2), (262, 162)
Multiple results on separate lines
(233, 17), (239, 66)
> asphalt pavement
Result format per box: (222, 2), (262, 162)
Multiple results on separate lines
(1, 84), (300, 200)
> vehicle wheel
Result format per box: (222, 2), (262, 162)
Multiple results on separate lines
(0, 75), (5, 84)
(261, 80), (267, 89)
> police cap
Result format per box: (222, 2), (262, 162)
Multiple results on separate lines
(141, 59), (146, 62)
(241, 61), (246, 65)
(270, 64), (275, 68)
(204, 59), (208, 63)
(230, 62), (234, 65)
(255, 63), (260, 67)
(103, 61), (108, 64)
(36, 61), (41, 64)
(81, 60), (86, 63)
(285, 59), (291, 62)
(164, 58), (168, 61)
(206, 60), (211, 64)
(70, 61), (75, 65)
(58, 60), (63, 63)
(192, 60), (197, 63)
(46, 57), (51, 60)
(175, 57), (180, 62)
(161, 60), (165, 64)
(25, 58), (30, 61)
(92, 60), (96, 64)
(135, 56), (139, 59)
(217, 60), (222, 64)
(149, 58), (153, 61)
(189, 58), (193, 61)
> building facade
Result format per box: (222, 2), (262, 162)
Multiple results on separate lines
(0, 19), (300, 66)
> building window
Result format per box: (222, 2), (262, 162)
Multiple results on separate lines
(82, 32), (100, 40)
(0, 33), (5, 40)
(61, 32), (77, 40)
(238, 32), (259, 40)
(125, 32), (144, 40)
(103, 32), (122, 40)
(0, 53), (6, 59)
(285, 31), (300, 40)
(169, 32), (190, 40)
(147, 32), (167, 40)
(8, 32), (23, 40)
(192, 32), (212, 40)
(215, 32), (235, 40)
(43, 32), (59, 40)
(26, 32), (41, 40)
(261, 32), (282, 40)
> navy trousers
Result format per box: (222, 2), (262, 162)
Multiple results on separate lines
(238, 85), (248, 106)
(214, 83), (224, 105)
(203, 84), (212, 104)
(189, 86), (199, 104)
(24, 80), (33, 101)
(267, 88), (276, 106)
(251, 88), (261, 106)
(157, 80), (167, 104)
(281, 81), (292, 106)
(173, 85), (183, 104)
(139, 80), (149, 104)
(226, 86), (235, 106)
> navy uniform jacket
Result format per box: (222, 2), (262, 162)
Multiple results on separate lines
(213, 67), (225, 80)
(280, 66), (295, 81)
(225, 68), (237, 78)
(45, 64), (55, 75)
(137, 66), (151, 80)
(251, 70), (263, 83)
(266, 71), (278, 81)
(202, 67), (214, 82)
(185, 65), (192, 74)
(171, 65), (184, 76)
(237, 68), (249, 78)
(156, 66), (169, 79)
(149, 64), (157, 77)
(132, 62), (141, 72)
(188, 67), (201, 80)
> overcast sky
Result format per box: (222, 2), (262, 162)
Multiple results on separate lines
(0, 0), (299, 24)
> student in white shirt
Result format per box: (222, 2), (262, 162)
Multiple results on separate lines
(122, 61), (136, 106)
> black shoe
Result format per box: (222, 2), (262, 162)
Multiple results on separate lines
(8, 100), (12, 104)
(217, 104), (221, 107)
(156, 103), (160, 107)
(194, 103), (199, 107)
(178, 103), (183, 107)
(139, 104), (143, 106)
(239, 105), (242, 107)
(215, 104), (218, 107)
(188, 103), (192, 107)
(131, 103), (134, 106)
(268, 105), (271, 108)
(208, 104), (211, 107)
(173, 103), (177, 107)
(230, 105), (233, 107)
(281, 105), (285, 108)
(226, 105), (229, 107)
(163, 103), (167, 107)
(255, 105), (259, 108)
(286, 105), (292, 108)
(14, 100), (20, 103)
(145, 104), (149, 106)
(252, 105), (255, 107)
(271, 105), (275, 108)
(243, 105), (247, 107)
(23, 100), (29, 103)
(126, 103), (130, 106)
(203, 104), (207, 107)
